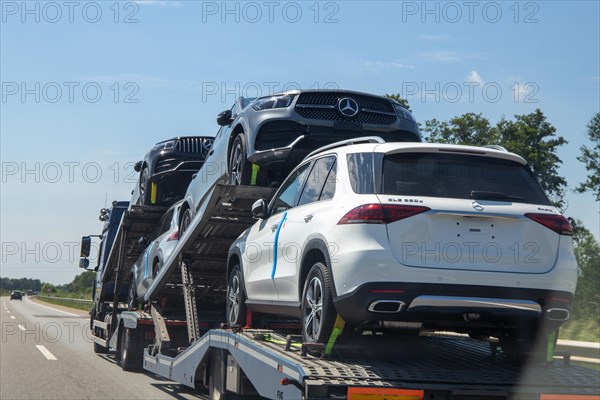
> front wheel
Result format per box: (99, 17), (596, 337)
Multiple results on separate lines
(226, 266), (246, 327)
(138, 167), (150, 205)
(180, 208), (192, 236)
(301, 262), (336, 344)
(228, 134), (252, 186)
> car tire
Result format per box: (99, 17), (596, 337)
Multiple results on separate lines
(301, 262), (336, 344)
(226, 265), (246, 327)
(228, 134), (252, 186)
(138, 167), (150, 205)
(120, 327), (143, 372)
(127, 278), (138, 311)
(180, 208), (192, 236)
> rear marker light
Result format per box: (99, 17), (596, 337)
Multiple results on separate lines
(338, 204), (430, 225)
(525, 213), (573, 235)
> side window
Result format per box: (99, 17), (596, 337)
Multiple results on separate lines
(319, 160), (337, 201)
(298, 156), (336, 207)
(151, 209), (174, 240)
(271, 163), (312, 215)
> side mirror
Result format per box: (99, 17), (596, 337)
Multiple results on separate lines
(80, 236), (91, 258)
(138, 236), (149, 248)
(134, 161), (143, 172)
(216, 109), (233, 126)
(251, 199), (268, 219)
(79, 258), (90, 269)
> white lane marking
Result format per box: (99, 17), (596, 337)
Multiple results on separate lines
(36, 345), (57, 361)
(26, 297), (78, 316)
(10, 316), (16, 319)
(18, 325), (26, 331)
(6, 310), (11, 313)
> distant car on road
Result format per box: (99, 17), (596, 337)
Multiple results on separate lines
(127, 200), (183, 309)
(10, 291), (23, 300)
(227, 138), (577, 360)
(130, 136), (214, 206)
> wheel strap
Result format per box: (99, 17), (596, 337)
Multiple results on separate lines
(325, 315), (345, 355)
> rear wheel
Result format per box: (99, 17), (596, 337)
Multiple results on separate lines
(228, 134), (252, 186)
(226, 266), (246, 327)
(301, 262), (336, 344)
(208, 350), (226, 400)
(127, 278), (138, 311)
(120, 327), (143, 372)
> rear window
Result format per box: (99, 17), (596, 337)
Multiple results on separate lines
(381, 152), (551, 205)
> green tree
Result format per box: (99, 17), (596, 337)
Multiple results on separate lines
(494, 110), (568, 207)
(383, 93), (411, 111)
(576, 112), (600, 201)
(569, 219), (600, 318)
(41, 283), (56, 294)
(423, 113), (496, 146)
(68, 271), (95, 293)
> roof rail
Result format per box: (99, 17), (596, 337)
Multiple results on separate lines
(482, 144), (508, 152)
(304, 136), (385, 160)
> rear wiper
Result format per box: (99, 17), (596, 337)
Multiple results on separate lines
(470, 190), (525, 201)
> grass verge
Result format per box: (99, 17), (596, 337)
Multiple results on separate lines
(35, 295), (92, 312)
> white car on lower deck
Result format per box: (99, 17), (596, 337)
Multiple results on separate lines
(226, 138), (577, 355)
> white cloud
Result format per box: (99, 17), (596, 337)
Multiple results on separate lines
(417, 51), (460, 63)
(359, 60), (417, 69)
(466, 70), (484, 85)
(419, 34), (449, 41)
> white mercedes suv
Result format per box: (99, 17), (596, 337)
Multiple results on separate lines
(226, 137), (577, 356)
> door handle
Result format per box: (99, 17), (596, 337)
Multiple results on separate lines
(271, 224), (279, 232)
(304, 215), (313, 223)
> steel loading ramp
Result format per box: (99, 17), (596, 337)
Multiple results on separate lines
(143, 184), (277, 303)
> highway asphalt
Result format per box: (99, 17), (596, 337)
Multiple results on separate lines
(0, 296), (210, 399)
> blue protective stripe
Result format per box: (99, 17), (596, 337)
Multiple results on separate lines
(271, 211), (288, 279)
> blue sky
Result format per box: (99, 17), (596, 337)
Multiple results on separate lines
(1, 0), (599, 284)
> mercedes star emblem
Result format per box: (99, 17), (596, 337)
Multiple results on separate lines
(337, 97), (360, 117)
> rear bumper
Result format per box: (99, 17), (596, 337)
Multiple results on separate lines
(332, 282), (573, 329)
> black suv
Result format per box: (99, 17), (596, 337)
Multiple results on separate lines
(131, 136), (214, 206)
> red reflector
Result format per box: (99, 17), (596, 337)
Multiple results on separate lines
(338, 204), (430, 225)
(348, 387), (424, 400)
(167, 230), (179, 241)
(280, 378), (290, 386)
(525, 213), (572, 235)
(371, 289), (405, 294)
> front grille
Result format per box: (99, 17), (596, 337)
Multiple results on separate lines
(295, 92), (397, 125)
(177, 137), (213, 154)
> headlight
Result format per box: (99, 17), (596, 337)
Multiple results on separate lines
(251, 94), (295, 111)
(152, 140), (177, 151)
(395, 106), (416, 122)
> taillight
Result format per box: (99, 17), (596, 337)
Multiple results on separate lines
(167, 230), (179, 241)
(338, 204), (430, 225)
(525, 213), (572, 235)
